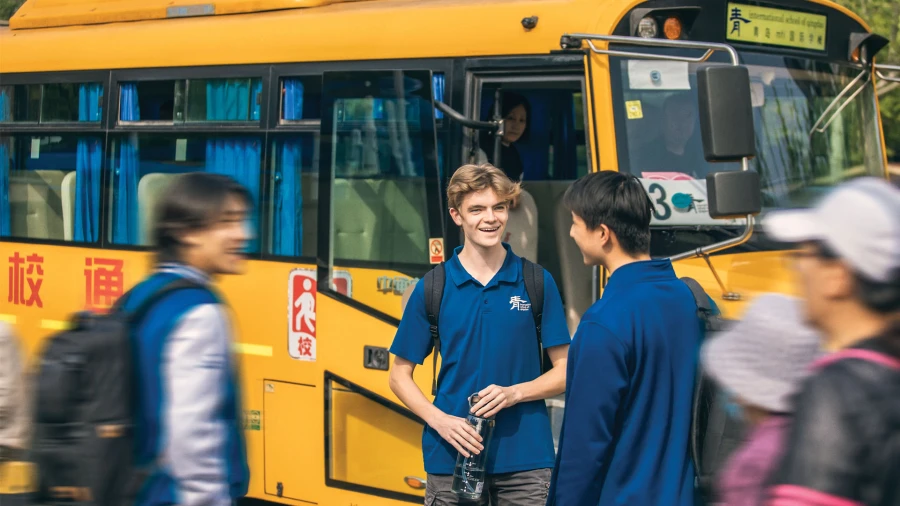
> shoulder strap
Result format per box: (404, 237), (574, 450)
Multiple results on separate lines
(117, 277), (208, 327)
(522, 258), (545, 370)
(681, 277), (714, 491)
(424, 263), (445, 396)
(681, 277), (713, 318)
(810, 349), (900, 371)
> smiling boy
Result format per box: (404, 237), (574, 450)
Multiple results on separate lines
(389, 164), (571, 505)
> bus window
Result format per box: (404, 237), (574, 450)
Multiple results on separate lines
(266, 133), (319, 258)
(279, 76), (323, 122)
(610, 54), (884, 217)
(187, 78), (262, 122)
(119, 80), (179, 123)
(0, 82), (102, 124)
(106, 133), (262, 251)
(321, 70), (442, 269)
(118, 78), (262, 124)
(0, 134), (103, 242)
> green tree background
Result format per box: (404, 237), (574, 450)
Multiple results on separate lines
(0, 0), (23, 22)
(832, 0), (900, 163)
(0, 0), (897, 159)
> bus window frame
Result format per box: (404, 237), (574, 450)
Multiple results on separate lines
(315, 68), (446, 306)
(110, 65), (272, 129)
(0, 71), (112, 247)
(0, 70), (112, 130)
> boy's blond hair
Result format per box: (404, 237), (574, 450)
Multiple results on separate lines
(446, 164), (522, 210)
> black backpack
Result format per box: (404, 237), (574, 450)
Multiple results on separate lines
(423, 257), (548, 396)
(30, 278), (203, 506)
(681, 277), (746, 504)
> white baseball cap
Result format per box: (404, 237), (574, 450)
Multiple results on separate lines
(762, 177), (900, 283)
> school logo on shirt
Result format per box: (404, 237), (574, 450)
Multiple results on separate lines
(509, 296), (531, 311)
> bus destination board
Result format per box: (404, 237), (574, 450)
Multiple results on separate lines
(726, 3), (827, 51)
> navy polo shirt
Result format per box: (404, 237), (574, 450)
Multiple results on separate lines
(390, 243), (570, 475)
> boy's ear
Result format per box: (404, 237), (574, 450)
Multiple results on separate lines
(449, 207), (463, 226)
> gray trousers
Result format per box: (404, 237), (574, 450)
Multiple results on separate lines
(424, 468), (552, 506)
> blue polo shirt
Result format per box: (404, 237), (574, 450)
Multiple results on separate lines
(390, 244), (570, 475)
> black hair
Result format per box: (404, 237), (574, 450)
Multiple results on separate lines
(481, 91), (531, 144)
(563, 171), (654, 256)
(855, 269), (900, 314)
(153, 172), (252, 264)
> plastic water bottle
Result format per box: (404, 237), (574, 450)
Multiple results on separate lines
(451, 393), (496, 500)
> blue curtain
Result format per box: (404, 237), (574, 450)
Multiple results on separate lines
(74, 83), (103, 242)
(274, 140), (303, 256)
(0, 88), (9, 235)
(206, 79), (261, 121)
(205, 79), (262, 251)
(272, 81), (306, 256)
(433, 73), (445, 119)
(205, 138), (260, 251)
(114, 83), (141, 244)
(284, 79), (304, 121)
(0, 87), (10, 121)
(551, 93), (577, 180)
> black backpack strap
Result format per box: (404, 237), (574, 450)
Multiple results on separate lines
(522, 258), (545, 371)
(680, 277), (711, 492)
(682, 277), (713, 319)
(424, 263), (445, 396)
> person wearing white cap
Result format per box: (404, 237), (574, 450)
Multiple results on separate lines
(700, 293), (822, 506)
(760, 177), (900, 506)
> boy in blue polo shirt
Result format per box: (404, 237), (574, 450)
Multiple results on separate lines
(389, 163), (571, 505)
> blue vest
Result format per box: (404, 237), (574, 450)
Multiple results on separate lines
(123, 266), (249, 504)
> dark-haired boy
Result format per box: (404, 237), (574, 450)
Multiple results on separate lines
(124, 172), (252, 506)
(548, 171), (703, 506)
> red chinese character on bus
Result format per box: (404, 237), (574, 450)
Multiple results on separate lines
(84, 258), (125, 310)
(7, 252), (44, 308)
(298, 336), (313, 357)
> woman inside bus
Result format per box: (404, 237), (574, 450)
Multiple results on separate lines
(478, 91), (530, 182)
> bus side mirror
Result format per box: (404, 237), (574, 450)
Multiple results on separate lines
(697, 65), (756, 162)
(706, 170), (761, 219)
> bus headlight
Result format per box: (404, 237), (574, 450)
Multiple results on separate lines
(637, 16), (658, 38)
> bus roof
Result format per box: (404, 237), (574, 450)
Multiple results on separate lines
(1, 0), (869, 74)
(9, 0), (371, 30)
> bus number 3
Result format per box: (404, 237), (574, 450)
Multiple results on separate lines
(648, 183), (671, 221)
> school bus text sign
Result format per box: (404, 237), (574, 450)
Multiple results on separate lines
(726, 3), (827, 51)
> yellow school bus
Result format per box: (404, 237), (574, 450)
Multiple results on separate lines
(0, 0), (894, 503)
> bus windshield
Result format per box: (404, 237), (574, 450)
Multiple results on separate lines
(611, 51), (885, 227)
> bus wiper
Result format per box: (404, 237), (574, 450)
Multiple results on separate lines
(809, 69), (869, 137)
